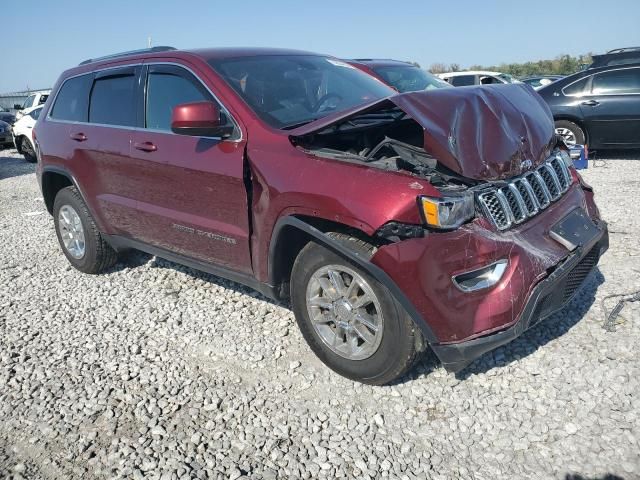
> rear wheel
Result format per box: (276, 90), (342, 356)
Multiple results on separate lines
(290, 233), (423, 385)
(20, 136), (37, 163)
(555, 120), (585, 147)
(53, 187), (117, 274)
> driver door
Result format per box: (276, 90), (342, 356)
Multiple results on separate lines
(129, 62), (253, 273)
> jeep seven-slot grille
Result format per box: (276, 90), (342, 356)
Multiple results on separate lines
(478, 156), (572, 231)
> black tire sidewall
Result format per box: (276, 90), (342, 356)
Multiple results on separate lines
(53, 188), (101, 273)
(291, 242), (415, 384)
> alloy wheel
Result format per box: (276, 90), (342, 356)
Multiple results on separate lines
(58, 205), (86, 259)
(305, 264), (384, 360)
(555, 127), (577, 147)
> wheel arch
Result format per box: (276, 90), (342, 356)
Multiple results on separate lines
(41, 168), (75, 214)
(40, 167), (97, 226)
(268, 215), (438, 344)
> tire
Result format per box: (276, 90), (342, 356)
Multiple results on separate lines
(290, 232), (423, 385)
(555, 120), (585, 147)
(53, 186), (117, 274)
(20, 136), (37, 163)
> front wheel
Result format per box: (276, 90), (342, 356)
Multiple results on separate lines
(555, 120), (585, 147)
(290, 233), (423, 385)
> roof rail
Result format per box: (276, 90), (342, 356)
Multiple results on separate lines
(79, 46), (177, 66)
(351, 58), (412, 64)
(605, 47), (640, 54)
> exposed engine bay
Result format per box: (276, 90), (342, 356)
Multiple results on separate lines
(291, 108), (475, 189)
(289, 84), (559, 187)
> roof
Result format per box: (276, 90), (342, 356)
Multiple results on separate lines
(521, 75), (564, 80)
(606, 46), (640, 54)
(345, 59), (415, 68)
(438, 71), (504, 77)
(185, 47), (324, 61)
(538, 61), (640, 92)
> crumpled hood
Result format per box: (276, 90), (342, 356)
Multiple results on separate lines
(290, 84), (556, 180)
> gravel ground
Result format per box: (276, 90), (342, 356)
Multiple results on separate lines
(1, 147), (639, 480)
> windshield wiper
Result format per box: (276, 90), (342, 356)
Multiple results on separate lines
(281, 118), (319, 130)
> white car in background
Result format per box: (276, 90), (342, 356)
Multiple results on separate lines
(14, 90), (50, 120)
(438, 71), (522, 87)
(12, 105), (42, 162)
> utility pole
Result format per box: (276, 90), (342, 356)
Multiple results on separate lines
(148, 36), (152, 48)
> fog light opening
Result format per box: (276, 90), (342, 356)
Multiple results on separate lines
(452, 260), (508, 292)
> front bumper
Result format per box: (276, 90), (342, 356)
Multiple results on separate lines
(432, 221), (608, 372)
(0, 131), (12, 145)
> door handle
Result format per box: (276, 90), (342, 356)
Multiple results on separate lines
(70, 132), (87, 142)
(133, 141), (157, 152)
(581, 100), (599, 107)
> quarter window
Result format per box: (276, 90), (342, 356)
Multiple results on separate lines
(146, 71), (210, 131)
(89, 74), (137, 126)
(592, 68), (640, 95)
(50, 74), (93, 122)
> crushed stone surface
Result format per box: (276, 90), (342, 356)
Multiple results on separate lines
(1, 148), (638, 479)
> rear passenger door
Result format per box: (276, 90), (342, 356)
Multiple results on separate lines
(580, 67), (640, 146)
(71, 66), (144, 235)
(129, 62), (252, 273)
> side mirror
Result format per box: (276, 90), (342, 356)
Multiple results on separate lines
(14, 104), (22, 110)
(171, 101), (234, 138)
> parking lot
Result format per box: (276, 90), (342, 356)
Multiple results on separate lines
(0, 149), (638, 479)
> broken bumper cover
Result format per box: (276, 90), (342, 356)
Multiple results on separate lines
(431, 221), (609, 372)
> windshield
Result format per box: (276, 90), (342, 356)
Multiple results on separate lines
(209, 55), (394, 129)
(497, 73), (520, 84)
(374, 65), (450, 92)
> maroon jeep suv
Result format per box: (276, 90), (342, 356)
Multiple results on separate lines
(34, 46), (608, 384)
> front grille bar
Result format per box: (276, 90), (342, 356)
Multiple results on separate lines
(478, 154), (574, 231)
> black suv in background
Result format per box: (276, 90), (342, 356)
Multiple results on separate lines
(588, 47), (640, 69)
(537, 62), (640, 148)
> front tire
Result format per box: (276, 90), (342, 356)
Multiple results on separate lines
(290, 233), (423, 385)
(19, 136), (37, 163)
(555, 120), (585, 147)
(53, 187), (117, 274)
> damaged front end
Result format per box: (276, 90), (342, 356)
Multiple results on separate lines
(290, 85), (608, 371)
(289, 84), (565, 233)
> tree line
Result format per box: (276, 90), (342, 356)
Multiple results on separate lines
(425, 53), (594, 77)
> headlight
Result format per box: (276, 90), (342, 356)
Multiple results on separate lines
(419, 193), (475, 229)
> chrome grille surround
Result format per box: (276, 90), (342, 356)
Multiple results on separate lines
(477, 155), (573, 231)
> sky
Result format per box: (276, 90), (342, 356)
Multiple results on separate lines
(3, 0), (640, 92)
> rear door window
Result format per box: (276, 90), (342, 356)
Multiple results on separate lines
(89, 69), (138, 127)
(145, 66), (212, 131)
(592, 68), (640, 95)
(38, 94), (49, 105)
(50, 74), (93, 122)
(451, 75), (476, 86)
